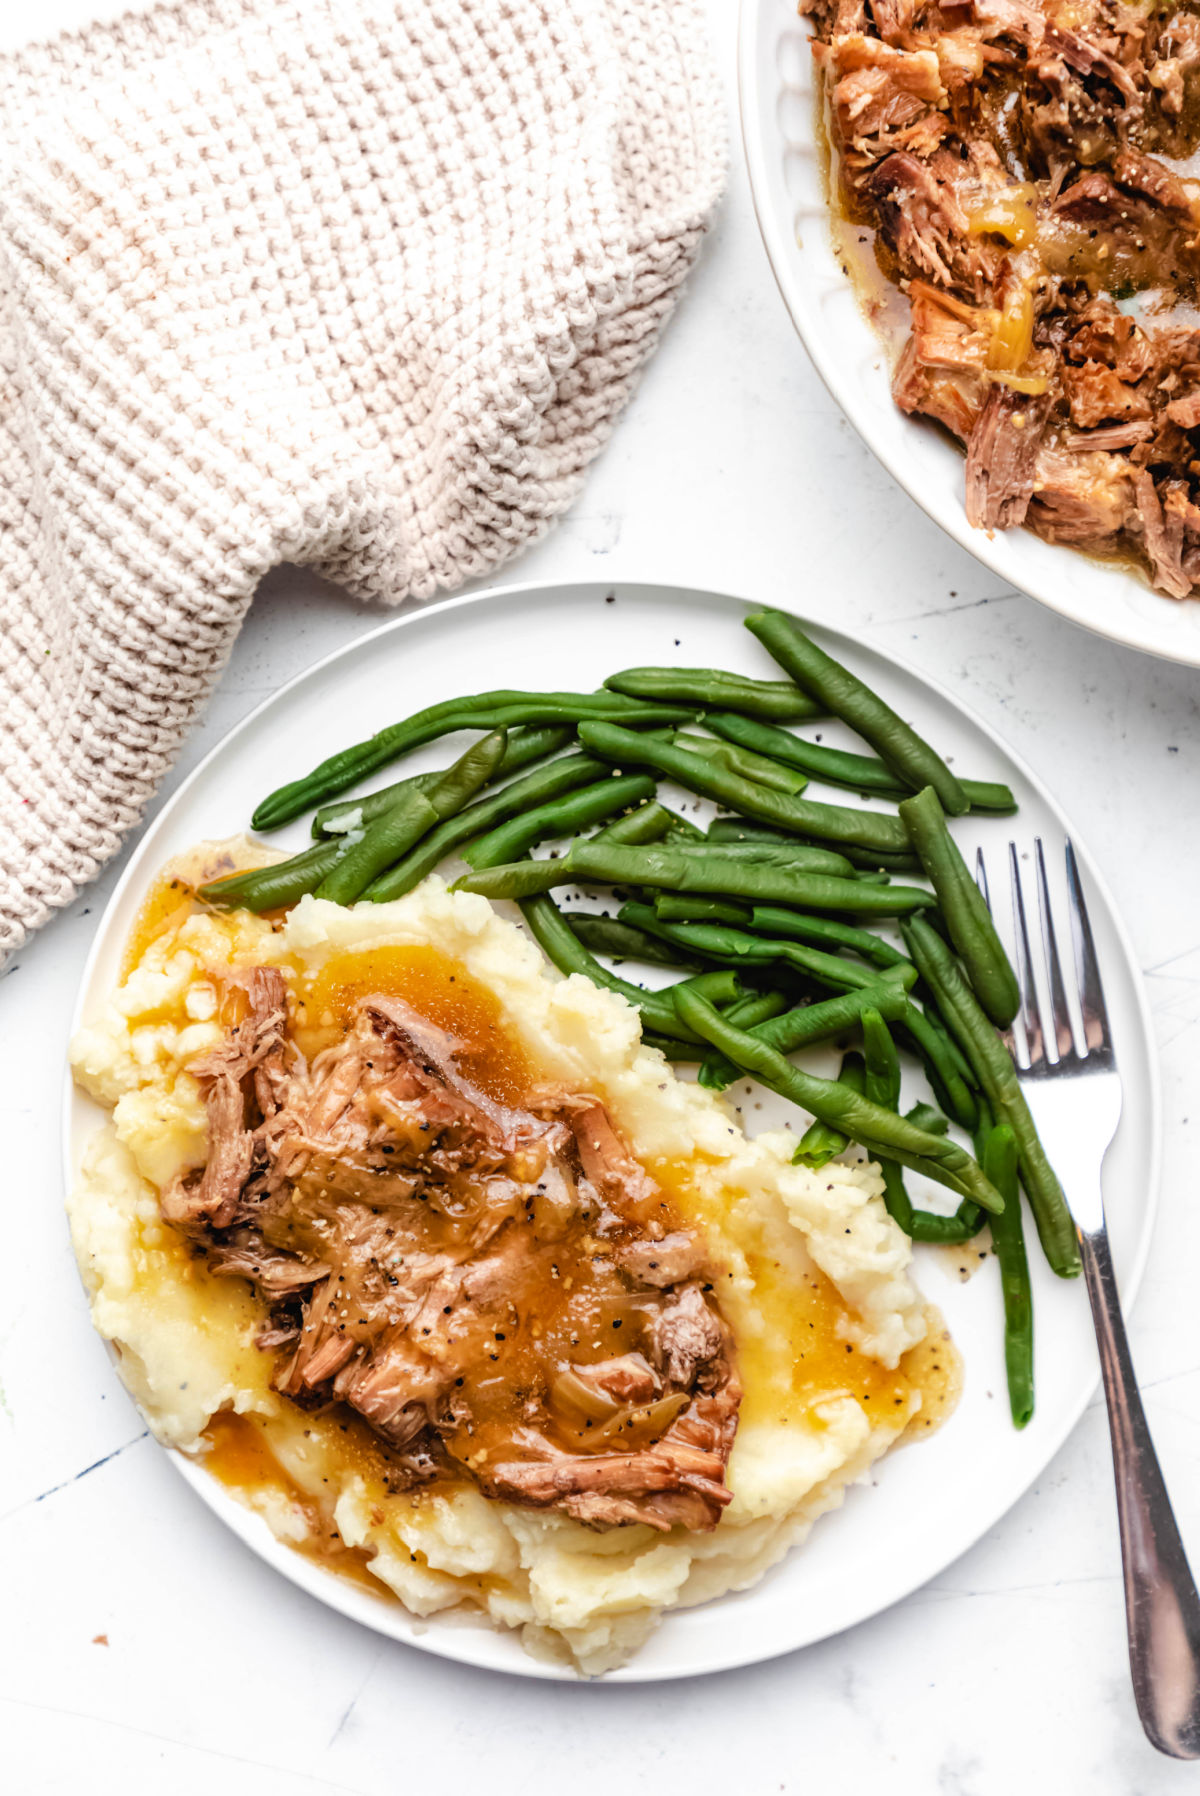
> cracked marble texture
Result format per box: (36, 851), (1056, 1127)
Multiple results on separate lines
(5, 1), (1200, 1791)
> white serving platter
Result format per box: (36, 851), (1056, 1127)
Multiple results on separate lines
(64, 578), (1159, 1681)
(738, 0), (1200, 666)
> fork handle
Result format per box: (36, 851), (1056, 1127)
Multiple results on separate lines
(1080, 1225), (1200, 1757)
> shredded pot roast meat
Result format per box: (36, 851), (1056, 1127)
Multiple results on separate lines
(165, 969), (740, 1532)
(808, 0), (1200, 595)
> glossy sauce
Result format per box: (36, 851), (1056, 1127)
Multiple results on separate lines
(119, 842), (278, 979)
(201, 1410), (391, 1596)
(727, 1250), (958, 1436)
(292, 946), (701, 1470)
(121, 876), (200, 980)
(290, 943), (530, 1105)
(645, 1158), (961, 1438)
(896, 1315), (963, 1440)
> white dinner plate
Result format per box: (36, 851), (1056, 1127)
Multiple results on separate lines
(737, 0), (1200, 667)
(64, 578), (1160, 1681)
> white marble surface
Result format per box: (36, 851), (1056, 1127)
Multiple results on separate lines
(6, 2), (1200, 1788)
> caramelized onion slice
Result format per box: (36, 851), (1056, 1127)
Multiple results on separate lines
(967, 185), (1037, 248)
(988, 284), (1033, 373)
(591, 1391), (690, 1447)
(552, 1366), (623, 1422)
(551, 1383), (692, 1451)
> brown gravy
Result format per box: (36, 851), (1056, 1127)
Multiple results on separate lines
(124, 870), (960, 1583)
(202, 1410), (392, 1597)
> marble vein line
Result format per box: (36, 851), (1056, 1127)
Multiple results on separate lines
(0, 1427), (149, 1526)
(0, 1695), (370, 1795)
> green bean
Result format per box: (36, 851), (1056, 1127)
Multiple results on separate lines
(972, 1092), (995, 1149)
(893, 1192), (983, 1243)
(901, 916), (1079, 1276)
(654, 894), (754, 926)
(253, 693), (696, 831)
(458, 842), (935, 915)
(312, 725), (573, 838)
(697, 981), (910, 1089)
(452, 860), (575, 899)
(707, 823), (911, 877)
(710, 711), (909, 798)
(455, 851), (922, 912)
(862, 1009), (902, 1110)
(317, 729), (509, 905)
(707, 820), (794, 846)
(199, 837), (355, 912)
(672, 733), (808, 796)
(595, 845), (933, 913)
(745, 612), (969, 815)
(862, 1010), (983, 1243)
(904, 1101), (949, 1135)
(794, 1052), (865, 1167)
(641, 1034), (702, 1061)
(673, 990), (1003, 1212)
(603, 666), (822, 721)
(662, 807), (708, 840)
(640, 982), (766, 1049)
(430, 728), (510, 815)
(706, 713), (1016, 813)
(562, 913), (704, 970)
(748, 906), (915, 974)
(362, 753), (605, 902)
(982, 1124), (1035, 1427)
(519, 894), (714, 1045)
(661, 912), (926, 998)
(899, 786), (1019, 1028)
(915, 995), (979, 1089)
(576, 722), (913, 854)
(617, 903), (912, 996)
(784, 837), (924, 875)
(593, 802), (674, 846)
(313, 770), (443, 838)
(961, 780), (1018, 814)
(464, 774), (656, 871)
(894, 1000), (979, 1131)
(723, 990), (789, 1031)
(675, 970), (745, 1007)
(707, 826), (911, 875)
(860, 1009), (908, 1218)
(493, 724), (578, 773)
(675, 840), (858, 877)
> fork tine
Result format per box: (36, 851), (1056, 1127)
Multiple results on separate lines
(1008, 843), (1045, 1071)
(1065, 839), (1112, 1057)
(1034, 838), (1075, 1064)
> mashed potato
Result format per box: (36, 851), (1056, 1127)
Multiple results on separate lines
(68, 864), (946, 1673)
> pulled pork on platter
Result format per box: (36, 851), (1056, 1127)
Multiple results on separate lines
(808, 0), (1200, 596)
(165, 969), (740, 1533)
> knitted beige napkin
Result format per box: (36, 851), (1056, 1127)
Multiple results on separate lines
(0, 0), (725, 959)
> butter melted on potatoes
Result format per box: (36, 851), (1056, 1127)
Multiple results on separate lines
(68, 851), (956, 1673)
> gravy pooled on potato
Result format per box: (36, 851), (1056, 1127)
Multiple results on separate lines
(163, 958), (739, 1532)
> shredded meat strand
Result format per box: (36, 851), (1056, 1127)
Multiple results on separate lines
(811, 0), (1200, 596)
(169, 973), (740, 1532)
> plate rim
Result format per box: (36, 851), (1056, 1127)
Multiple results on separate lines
(61, 574), (1163, 1683)
(735, 0), (1200, 669)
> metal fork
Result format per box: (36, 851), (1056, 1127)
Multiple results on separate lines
(976, 839), (1200, 1757)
